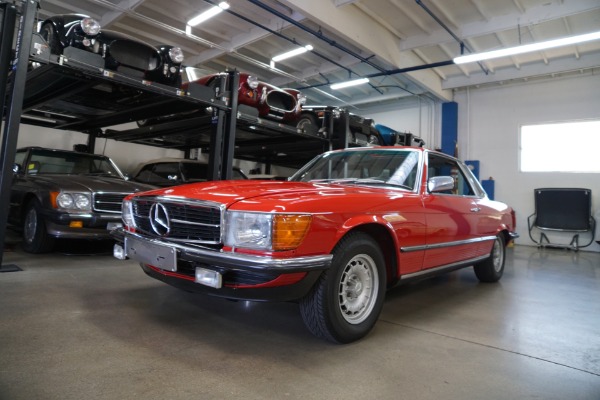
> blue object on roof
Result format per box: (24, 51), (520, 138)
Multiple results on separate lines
(374, 124), (399, 145)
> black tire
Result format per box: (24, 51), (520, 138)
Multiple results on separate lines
(40, 23), (62, 55)
(22, 200), (55, 254)
(300, 232), (386, 343)
(296, 113), (319, 134)
(474, 234), (505, 282)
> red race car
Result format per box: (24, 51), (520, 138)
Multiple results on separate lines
(186, 72), (306, 124)
(137, 72), (306, 127)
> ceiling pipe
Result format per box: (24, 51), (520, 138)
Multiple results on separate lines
(297, 60), (455, 90)
(244, 0), (458, 98)
(201, 0), (383, 94)
(245, 0), (390, 75)
(415, 0), (489, 75)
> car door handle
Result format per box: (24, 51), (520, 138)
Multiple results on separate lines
(470, 207), (481, 212)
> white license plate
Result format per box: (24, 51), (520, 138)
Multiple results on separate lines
(125, 236), (177, 272)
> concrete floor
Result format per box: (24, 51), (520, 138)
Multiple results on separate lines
(0, 238), (599, 400)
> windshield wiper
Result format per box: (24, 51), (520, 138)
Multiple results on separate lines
(311, 178), (412, 190)
(81, 172), (116, 177)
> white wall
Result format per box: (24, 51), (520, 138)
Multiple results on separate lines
(454, 73), (600, 252)
(357, 96), (441, 148)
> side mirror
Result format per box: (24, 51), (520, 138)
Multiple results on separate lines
(12, 163), (21, 174)
(428, 176), (454, 193)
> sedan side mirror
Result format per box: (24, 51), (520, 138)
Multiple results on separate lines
(428, 176), (454, 193)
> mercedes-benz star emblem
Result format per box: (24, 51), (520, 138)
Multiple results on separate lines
(149, 203), (170, 236)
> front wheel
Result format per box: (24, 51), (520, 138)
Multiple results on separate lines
(40, 23), (62, 55)
(474, 234), (505, 282)
(22, 200), (55, 253)
(300, 232), (386, 343)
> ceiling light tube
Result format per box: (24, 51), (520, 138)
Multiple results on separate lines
(454, 30), (600, 64)
(330, 77), (370, 90)
(188, 2), (230, 27)
(272, 45), (314, 62)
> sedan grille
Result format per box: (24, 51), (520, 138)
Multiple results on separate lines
(93, 192), (129, 213)
(109, 40), (160, 72)
(131, 197), (223, 244)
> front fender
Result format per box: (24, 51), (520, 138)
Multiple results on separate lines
(331, 214), (399, 252)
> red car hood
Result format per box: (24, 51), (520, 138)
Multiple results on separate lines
(132, 180), (415, 212)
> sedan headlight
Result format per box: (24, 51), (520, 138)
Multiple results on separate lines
(55, 192), (92, 211)
(225, 212), (312, 251)
(168, 47), (184, 63)
(246, 75), (259, 90)
(80, 18), (101, 36)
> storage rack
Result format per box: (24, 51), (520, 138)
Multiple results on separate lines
(22, 33), (335, 171)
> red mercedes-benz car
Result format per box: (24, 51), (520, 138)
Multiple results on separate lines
(112, 147), (517, 343)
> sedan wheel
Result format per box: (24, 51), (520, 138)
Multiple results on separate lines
(338, 254), (379, 324)
(22, 200), (54, 253)
(474, 234), (505, 282)
(300, 232), (386, 343)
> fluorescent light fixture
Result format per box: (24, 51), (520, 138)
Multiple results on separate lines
(454, 30), (600, 64)
(271, 45), (314, 62)
(330, 77), (369, 90)
(188, 2), (230, 27)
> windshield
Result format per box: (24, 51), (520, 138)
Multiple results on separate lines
(290, 149), (421, 190)
(25, 149), (123, 178)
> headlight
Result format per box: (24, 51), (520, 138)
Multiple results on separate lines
(168, 47), (184, 63)
(246, 75), (259, 90)
(56, 192), (92, 211)
(80, 18), (101, 36)
(225, 212), (311, 251)
(74, 194), (90, 210)
(122, 200), (136, 229)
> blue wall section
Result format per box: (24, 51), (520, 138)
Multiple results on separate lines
(482, 179), (495, 200)
(465, 160), (480, 180)
(441, 102), (458, 156)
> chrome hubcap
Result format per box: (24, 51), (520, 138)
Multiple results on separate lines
(492, 238), (504, 272)
(338, 254), (379, 324)
(24, 208), (37, 244)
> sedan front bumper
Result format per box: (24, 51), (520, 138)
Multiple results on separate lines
(111, 228), (332, 301)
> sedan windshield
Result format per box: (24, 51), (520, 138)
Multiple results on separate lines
(291, 149), (420, 190)
(25, 149), (123, 177)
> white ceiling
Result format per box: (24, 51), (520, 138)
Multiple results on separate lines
(35, 0), (600, 111)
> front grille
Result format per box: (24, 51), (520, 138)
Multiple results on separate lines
(109, 40), (160, 71)
(93, 192), (129, 213)
(266, 91), (296, 112)
(132, 197), (223, 244)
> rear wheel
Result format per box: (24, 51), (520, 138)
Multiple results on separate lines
(300, 232), (386, 343)
(22, 200), (54, 253)
(474, 234), (505, 282)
